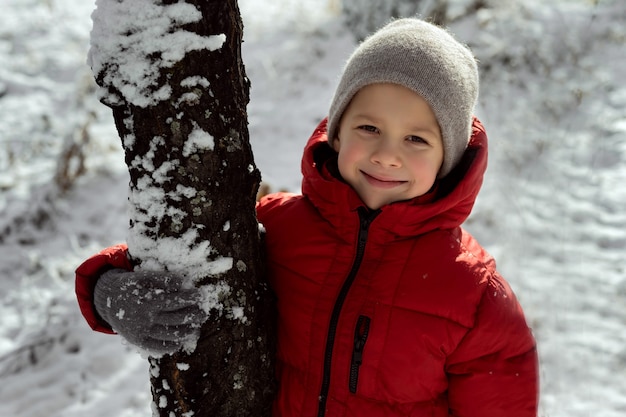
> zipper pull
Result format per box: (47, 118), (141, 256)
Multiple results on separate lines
(349, 315), (371, 393)
(356, 207), (380, 249)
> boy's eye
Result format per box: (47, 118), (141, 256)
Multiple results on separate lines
(408, 135), (427, 144)
(358, 125), (379, 133)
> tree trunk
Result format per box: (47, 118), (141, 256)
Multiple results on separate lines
(89, 1), (275, 416)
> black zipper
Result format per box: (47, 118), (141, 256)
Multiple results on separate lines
(349, 315), (371, 393)
(317, 207), (380, 417)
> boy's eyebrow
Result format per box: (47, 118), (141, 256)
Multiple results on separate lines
(353, 113), (440, 137)
(351, 113), (379, 123)
(409, 124), (441, 137)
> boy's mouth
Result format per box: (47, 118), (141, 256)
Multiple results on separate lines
(361, 171), (406, 188)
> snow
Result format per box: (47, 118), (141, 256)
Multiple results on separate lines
(183, 125), (215, 156)
(88, 0), (226, 107)
(0, 0), (625, 417)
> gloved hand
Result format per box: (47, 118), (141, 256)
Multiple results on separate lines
(94, 268), (208, 356)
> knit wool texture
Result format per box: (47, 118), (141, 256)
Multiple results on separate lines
(327, 18), (479, 178)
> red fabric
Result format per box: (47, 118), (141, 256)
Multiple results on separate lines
(257, 118), (538, 417)
(75, 244), (132, 333)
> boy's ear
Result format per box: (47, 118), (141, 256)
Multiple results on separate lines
(331, 135), (341, 152)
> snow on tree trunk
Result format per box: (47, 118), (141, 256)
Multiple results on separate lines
(88, 1), (275, 416)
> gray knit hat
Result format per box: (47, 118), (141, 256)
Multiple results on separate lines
(327, 18), (479, 178)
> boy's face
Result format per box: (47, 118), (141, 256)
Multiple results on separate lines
(333, 83), (444, 210)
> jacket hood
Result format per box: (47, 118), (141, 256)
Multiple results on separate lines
(301, 117), (488, 239)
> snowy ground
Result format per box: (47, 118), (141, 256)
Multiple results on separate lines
(1, 0), (625, 416)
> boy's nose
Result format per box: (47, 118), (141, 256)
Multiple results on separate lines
(371, 140), (401, 168)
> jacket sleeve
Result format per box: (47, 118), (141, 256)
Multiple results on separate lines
(75, 244), (133, 334)
(445, 272), (539, 417)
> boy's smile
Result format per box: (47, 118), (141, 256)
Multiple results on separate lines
(333, 83), (444, 210)
(361, 171), (406, 188)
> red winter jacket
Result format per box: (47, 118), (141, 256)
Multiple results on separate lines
(76, 118), (538, 417)
(256, 118), (538, 417)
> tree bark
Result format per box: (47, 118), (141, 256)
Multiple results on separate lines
(89, 1), (275, 416)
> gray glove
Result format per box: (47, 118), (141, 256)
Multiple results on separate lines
(94, 268), (208, 355)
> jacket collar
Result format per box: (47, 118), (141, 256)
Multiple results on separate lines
(301, 118), (488, 239)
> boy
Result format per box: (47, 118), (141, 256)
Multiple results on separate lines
(76, 18), (539, 417)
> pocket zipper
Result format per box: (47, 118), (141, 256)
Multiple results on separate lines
(349, 315), (371, 393)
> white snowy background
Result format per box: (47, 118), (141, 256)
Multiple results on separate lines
(1, 0), (625, 416)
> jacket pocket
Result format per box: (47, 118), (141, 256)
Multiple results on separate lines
(349, 315), (371, 393)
